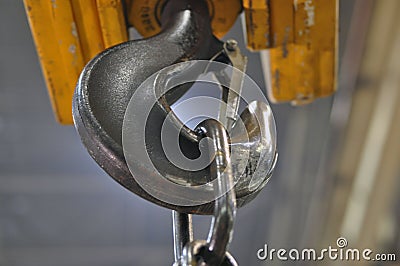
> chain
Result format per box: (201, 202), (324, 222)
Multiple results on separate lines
(173, 119), (238, 266)
(170, 39), (249, 266)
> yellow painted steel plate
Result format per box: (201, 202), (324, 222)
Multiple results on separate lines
(24, 0), (128, 124)
(244, 0), (338, 105)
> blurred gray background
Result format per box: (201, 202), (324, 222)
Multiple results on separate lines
(0, 0), (399, 265)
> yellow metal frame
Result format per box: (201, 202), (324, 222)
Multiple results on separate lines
(24, 0), (338, 124)
(244, 0), (338, 105)
(24, 0), (128, 124)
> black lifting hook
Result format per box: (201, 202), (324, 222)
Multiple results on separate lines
(73, 0), (277, 214)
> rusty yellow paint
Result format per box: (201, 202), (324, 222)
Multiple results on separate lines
(96, 0), (128, 48)
(243, 0), (270, 50)
(71, 0), (105, 62)
(129, 0), (160, 38)
(245, 0), (338, 105)
(125, 0), (133, 10)
(208, 0), (242, 39)
(129, 0), (242, 39)
(24, 0), (129, 124)
(24, 0), (85, 124)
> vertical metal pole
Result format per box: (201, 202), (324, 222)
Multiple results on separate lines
(172, 211), (193, 262)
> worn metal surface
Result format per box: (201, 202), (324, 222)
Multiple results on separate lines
(219, 40), (248, 130)
(23, 0), (85, 124)
(175, 120), (237, 265)
(199, 120), (236, 265)
(181, 240), (238, 266)
(172, 212), (193, 263)
(70, 0), (104, 62)
(74, 0), (220, 214)
(128, 0), (243, 39)
(96, 0), (128, 47)
(245, 0), (338, 104)
(23, 0), (127, 124)
(73, 0), (277, 214)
